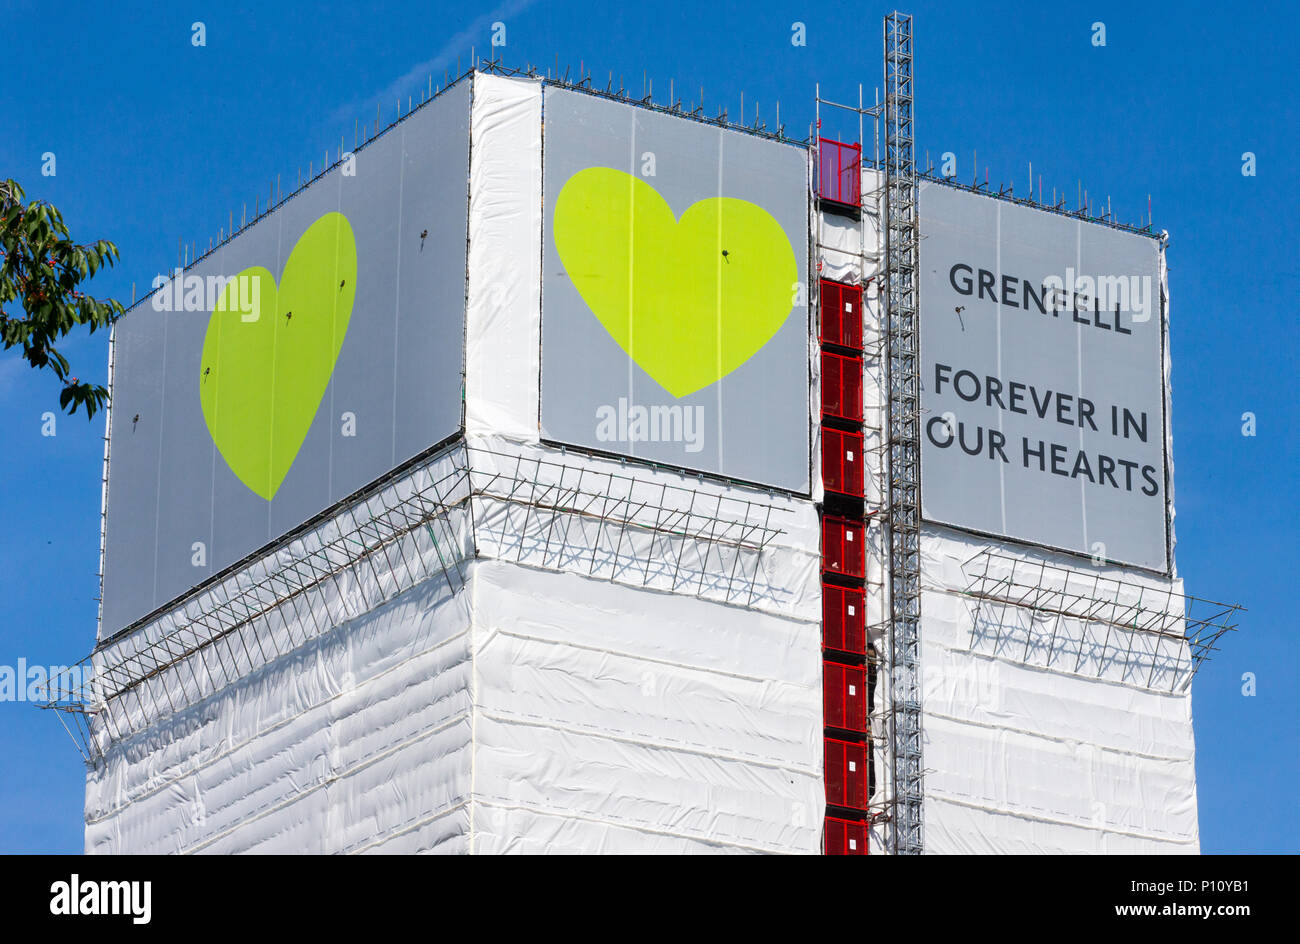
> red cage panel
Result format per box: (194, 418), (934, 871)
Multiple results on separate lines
(824, 815), (868, 855)
(817, 138), (862, 207)
(825, 737), (869, 811)
(822, 583), (866, 654)
(819, 279), (864, 350)
(821, 351), (863, 424)
(824, 661), (868, 733)
(822, 427), (864, 498)
(822, 515), (866, 579)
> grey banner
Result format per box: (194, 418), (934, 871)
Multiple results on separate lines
(919, 181), (1168, 571)
(100, 79), (470, 637)
(540, 87), (811, 492)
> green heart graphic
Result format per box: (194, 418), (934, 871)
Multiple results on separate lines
(554, 167), (797, 398)
(199, 211), (356, 500)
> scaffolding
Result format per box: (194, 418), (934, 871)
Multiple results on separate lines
(38, 439), (788, 763)
(43, 443), (475, 762)
(960, 550), (1242, 693)
(883, 10), (923, 856)
(470, 447), (784, 608)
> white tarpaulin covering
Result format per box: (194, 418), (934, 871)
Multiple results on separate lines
(916, 528), (1198, 854)
(465, 73), (542, 442)
(84, 443), (822, 853)
(86, 573), (474, 854)
(86, 551), (820, 853)
(471, 560), (821, 852)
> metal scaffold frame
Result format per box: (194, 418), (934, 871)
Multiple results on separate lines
(960, 550), (1243, 693)
(883, 9), (923, 856)
(43, 444), (477, 762)
(38, 440), (787, 763)
(470, 447), (782, 607)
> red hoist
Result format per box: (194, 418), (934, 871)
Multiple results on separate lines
(816, 139), (874, 852)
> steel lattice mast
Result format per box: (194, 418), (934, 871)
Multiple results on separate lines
(883, 10), (923, 855)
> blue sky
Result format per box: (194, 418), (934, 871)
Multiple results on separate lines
(1, 0), (1294, 853)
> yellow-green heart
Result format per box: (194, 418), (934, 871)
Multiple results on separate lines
(199, 211), (356, 500)
(554, 167), (797, 398)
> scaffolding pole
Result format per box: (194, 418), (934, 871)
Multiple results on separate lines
(883, 9), (923, 856)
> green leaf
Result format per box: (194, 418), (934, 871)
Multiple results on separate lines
(0, 178), (120, 416)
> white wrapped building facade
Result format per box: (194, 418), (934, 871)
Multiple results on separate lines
(62, 64), (1233, 855)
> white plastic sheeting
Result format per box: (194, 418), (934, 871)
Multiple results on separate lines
(816, 209), (880, 285)
(917, 528), (1198, 854)
(464, 438), (823, 852)
(465, 74), (542, 442)
(86, 573), (474, 854)
(84, 470), (821, 852)
(472, 560), (821, 853)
